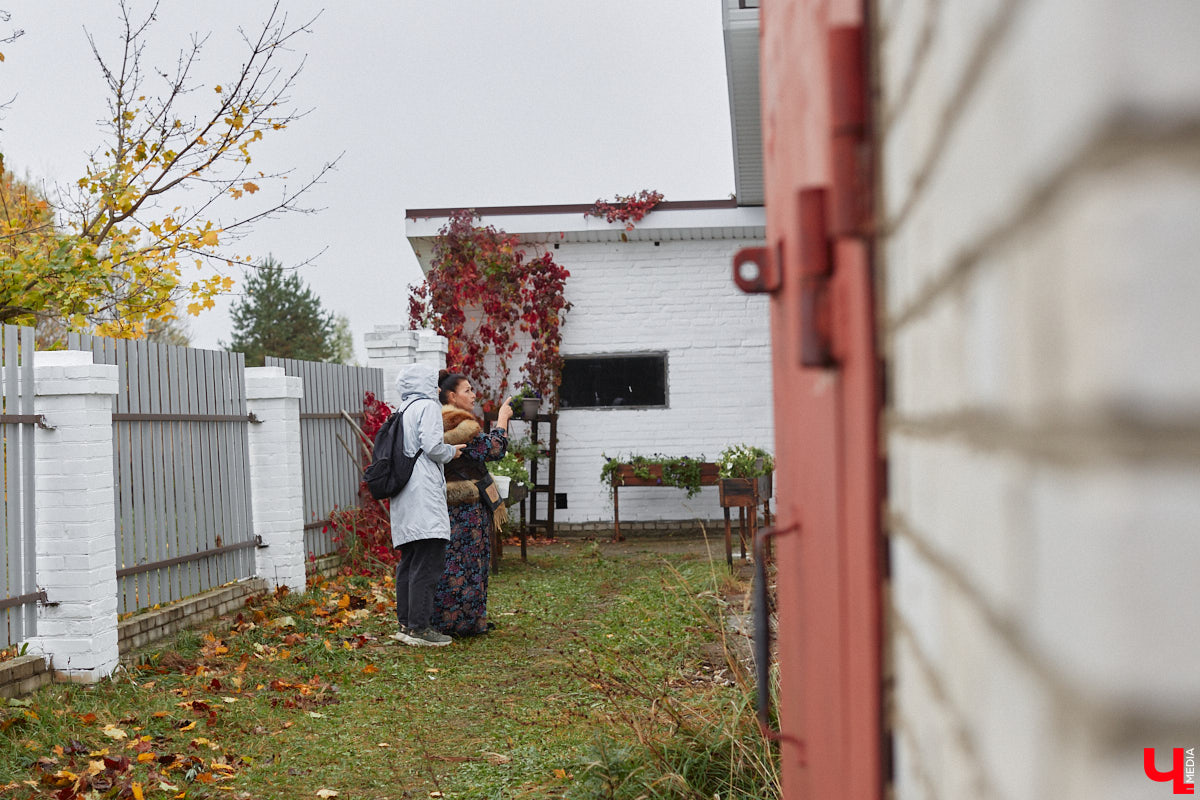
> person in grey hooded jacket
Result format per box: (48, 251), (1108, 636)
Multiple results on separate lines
(389, 363), (464, 646)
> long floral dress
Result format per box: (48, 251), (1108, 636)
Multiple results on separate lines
(431, 428), (507, 636)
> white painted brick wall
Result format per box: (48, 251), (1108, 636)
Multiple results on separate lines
(246, 367), (307, 593)
(546, 237), (774, 523)
(880, 1), (1200, 798)
(27, 350), (120, 681)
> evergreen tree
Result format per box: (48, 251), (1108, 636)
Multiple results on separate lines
(226, 257), (335, 366)
(330, 312), (357, 365)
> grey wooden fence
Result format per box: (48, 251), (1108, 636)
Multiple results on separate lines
(70, 334), (257, 614)
(0, 326), (38, 648)
(265, 357), (383, 558)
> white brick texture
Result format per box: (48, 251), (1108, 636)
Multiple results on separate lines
(880, 1), (1200, 798)
(28, 350), (120, 681)
(245, 368), (307, 592)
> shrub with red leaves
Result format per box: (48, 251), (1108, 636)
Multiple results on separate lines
(329, 391), (400, 575)
(407, 210), (571, 413)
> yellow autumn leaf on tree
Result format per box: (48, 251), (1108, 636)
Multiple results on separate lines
(243, 181), (259, 194)
(200, 230), (219, 247)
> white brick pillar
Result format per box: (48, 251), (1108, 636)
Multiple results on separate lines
(364, 326), (447, 407)
(245, 367), (306, 592)
(30, 350), (119, 682)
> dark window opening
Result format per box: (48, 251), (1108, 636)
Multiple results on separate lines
(560, 354), (667, 409)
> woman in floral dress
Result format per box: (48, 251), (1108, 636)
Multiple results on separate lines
(431, 371), (512, 636)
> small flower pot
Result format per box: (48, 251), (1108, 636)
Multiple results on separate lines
(492, 474), (511, 500)
(521, 396), (541, 419)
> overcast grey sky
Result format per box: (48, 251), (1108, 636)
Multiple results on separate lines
(0, 1), (736, 357)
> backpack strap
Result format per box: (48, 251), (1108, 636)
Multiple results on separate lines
(395, 397), (430, 460)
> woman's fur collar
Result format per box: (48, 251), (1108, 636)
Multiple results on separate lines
(442, 404), (481, 445)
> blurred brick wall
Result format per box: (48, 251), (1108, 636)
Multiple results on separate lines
(878, 1), (1200, 797)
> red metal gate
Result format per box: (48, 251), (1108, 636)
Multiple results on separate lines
(735, 1), (884, 797)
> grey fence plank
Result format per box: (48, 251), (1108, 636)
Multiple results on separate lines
(228, 350), (254, 586)
(187, 348), (213, 595)
(18, 327), (35, 640)
(4, 329), (22, 645)
(156, 342), (179, 602)
(196, 349), (216, 587)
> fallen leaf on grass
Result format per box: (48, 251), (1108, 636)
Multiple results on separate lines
(101, 725), (127, 740)
(361, 664), (379, 675)
(316, 790), (339, 798)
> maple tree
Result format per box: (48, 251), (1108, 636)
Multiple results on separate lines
(408, 210), (571, 413)
(0, 1), (334, 337)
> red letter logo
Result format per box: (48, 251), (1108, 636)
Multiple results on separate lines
(1145, 748), (1195, 794)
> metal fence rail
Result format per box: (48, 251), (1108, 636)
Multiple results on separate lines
(0, 325), (37, 648)
(70, 334), (257, 613)
(265, 357), (383, 557)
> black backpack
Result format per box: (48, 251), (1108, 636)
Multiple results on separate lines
(364, 398), (425, 500)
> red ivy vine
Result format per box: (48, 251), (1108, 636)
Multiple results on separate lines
(585, 189), (665, 231)
(407, 210), (571, 413)
(328, 391), (399, 574)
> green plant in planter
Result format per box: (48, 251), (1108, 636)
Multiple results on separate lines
(600, 453), (708, 498)
(491, 434), (540, 488)
(508, 383), (543, 416)
(490, 451), (531, 487)
(506, 434), (542, 463)
(716, 444), (775, 479)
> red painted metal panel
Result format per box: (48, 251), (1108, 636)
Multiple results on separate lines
(754, 0), (883, 797)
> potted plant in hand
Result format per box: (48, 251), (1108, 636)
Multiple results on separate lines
(509, 384), (543, 420)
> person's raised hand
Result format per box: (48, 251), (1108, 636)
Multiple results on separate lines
(452, 443), (467, 459)
(497, 397), (515, 426)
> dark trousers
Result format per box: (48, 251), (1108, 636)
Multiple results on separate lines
(394, 538), (447, 630)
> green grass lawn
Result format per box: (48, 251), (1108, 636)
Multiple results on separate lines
(0, 538), (778, 800)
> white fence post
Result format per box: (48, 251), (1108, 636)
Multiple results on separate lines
(364, 326), (447, 408)
(245, 367), (306, 592)
(29, 350), (119, 682)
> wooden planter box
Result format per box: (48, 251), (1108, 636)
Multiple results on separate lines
(717, 473), (773, 507)
(717, 472), (774, 568)
(609, 461), (720, 542)
(610, 462), (720, 487)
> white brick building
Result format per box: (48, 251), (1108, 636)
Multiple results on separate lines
(403, 202), (772, 526)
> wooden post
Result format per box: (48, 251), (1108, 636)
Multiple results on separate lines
(613, 483), (622, 541)
(724, 506), (734, 567)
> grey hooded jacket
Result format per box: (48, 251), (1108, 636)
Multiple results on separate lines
(388, 363), (457, 548)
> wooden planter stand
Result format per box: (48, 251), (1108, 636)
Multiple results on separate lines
(610, 462), (720, 541)
(718, 473), (774, 568)
(492, 483), (528, 574)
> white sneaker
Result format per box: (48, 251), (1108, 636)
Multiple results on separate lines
(391, 626), (452, 647)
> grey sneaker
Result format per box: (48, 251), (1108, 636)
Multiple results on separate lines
(391, 626), (451, 647)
